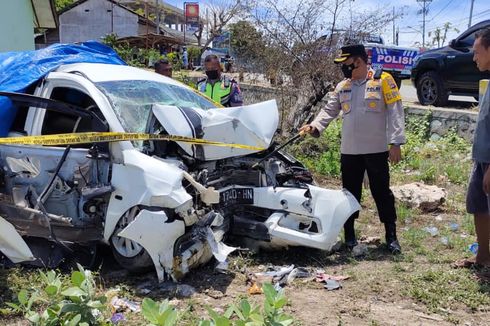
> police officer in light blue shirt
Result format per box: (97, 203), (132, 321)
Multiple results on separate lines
(464, 27), (490, 268)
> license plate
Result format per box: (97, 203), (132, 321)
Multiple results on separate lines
(220, 188), (254, 207)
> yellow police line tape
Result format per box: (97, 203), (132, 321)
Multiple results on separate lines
(0, 132), (265, 151)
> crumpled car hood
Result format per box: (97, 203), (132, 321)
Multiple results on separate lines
(152, 100), (279, 160)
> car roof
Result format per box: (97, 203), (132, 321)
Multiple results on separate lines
(54, 63), (183, 86)
(458, 19), (490, 40)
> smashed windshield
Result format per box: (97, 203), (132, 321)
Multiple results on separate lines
(96, 80), (216, 133)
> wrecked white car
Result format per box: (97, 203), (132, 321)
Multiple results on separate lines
(0, 63), (360, 281)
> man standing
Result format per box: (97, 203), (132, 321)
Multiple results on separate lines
(154, 59), (173, 78)
(300, 44), (406, 254)
(182, 47), (189, 70)
(463, 27), (490, 268)
(197, 54), (243, 107)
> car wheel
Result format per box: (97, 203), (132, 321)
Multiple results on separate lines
(416, 71), (449, 106)
(110, 206), (153, 273)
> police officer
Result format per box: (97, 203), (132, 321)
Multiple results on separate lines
(197, 54), (243, 107)
(300, 44), (406, 254)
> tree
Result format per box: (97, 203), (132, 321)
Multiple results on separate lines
(242, 0), (399, 132)
(228, 20), (264, 66)
(54, 0), (75, 12)
(192, 0), (246, 48)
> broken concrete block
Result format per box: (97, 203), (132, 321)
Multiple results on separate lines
(391, 182), (446, 212)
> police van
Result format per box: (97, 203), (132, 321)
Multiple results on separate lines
(363, 35), (420, 89)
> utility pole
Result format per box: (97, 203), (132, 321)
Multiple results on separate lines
(468, 0), (475, 28)
(155, 0), (160, 34)
(392, 6), (396, 45)
(417, 0), (432, 47)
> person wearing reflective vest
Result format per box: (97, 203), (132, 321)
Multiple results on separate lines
(300, 44), (406, 255)
(197, 54), (243, 107)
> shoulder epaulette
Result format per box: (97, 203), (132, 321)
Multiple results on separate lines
(373, 69), (383, 79)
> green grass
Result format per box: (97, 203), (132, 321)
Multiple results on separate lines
(405, 268), (490, 312)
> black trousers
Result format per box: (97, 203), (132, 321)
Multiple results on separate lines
(341, 151), (397, 227)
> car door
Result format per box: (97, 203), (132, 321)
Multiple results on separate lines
(0, 88), (110, 242)
(446, 29), (489, 93)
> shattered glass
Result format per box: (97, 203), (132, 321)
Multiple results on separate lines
(96, 80), (216, 135)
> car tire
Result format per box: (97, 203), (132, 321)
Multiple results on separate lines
(110, 206), (153, 273)
(416, 71), (449, 106)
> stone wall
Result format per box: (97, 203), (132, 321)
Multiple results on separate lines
(404, 105), (478, 141)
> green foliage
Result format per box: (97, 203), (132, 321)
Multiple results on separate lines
(228, 21), (265, 65)
(141, 298), (178, 326)
(101, 33), (163, 67)
(200, 283), (293, 326)
(406, 269), (490, 312)
(167, 52), (182, 71)
(291, 119), (342, 177)
(6, 265), (108, 325)
(187, 46), (202, 64)
(142, 283), (293, 326)
(54, 0), (74, 12)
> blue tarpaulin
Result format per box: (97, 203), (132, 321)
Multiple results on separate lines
(0, 41), (126, 136)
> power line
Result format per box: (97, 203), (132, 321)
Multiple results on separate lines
(429, 0), (455, 21)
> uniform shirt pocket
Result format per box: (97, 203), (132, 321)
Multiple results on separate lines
(364, 91), (382, 113)
(339, 90), (352, 115)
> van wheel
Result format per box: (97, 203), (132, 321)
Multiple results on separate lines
(110, 207), (153, 273)
(416, 71), (449, 106)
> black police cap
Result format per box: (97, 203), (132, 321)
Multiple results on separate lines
(334, 44), (367, 63)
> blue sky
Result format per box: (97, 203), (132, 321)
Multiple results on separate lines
(164, 0), (490, 47)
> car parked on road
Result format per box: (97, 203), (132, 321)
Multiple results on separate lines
(0, 63), (360, 281)
(411, 19), (490, 106)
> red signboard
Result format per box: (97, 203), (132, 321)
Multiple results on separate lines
(185, 3), (199, 23)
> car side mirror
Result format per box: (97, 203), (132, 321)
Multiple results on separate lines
(449, 39), (456, 48)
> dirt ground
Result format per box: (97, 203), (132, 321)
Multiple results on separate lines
(1, 176), (489, 325)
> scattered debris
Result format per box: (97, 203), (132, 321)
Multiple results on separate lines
(352, 243), (369, 257)
(215, 260), (230, 273)
(110, 312), (125, 324)
(324, 279), (342, 291)
(248, 282), (263, 295)
(315, 272), (350, 283)
(153, 282), (197, 298)
(391, 182), (446, 211)
(449, 222), (459, 232)
(469, 242), (479, 255)
(286, 267), (310, 284)
(247, 265), (311, 293)
(423, 226), (439, 237)
(110, 297), (141, 313)
(440, 237), (449, 246)
(359, 236), (381, 245)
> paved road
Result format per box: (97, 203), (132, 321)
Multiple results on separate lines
(400, 80), (478, 109)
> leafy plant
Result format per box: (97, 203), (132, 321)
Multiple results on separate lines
(291, 119), (342, 177)
(6, 265), (109, 325)
(199, 283), (293, 326)
(141, 298), (178, 326)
